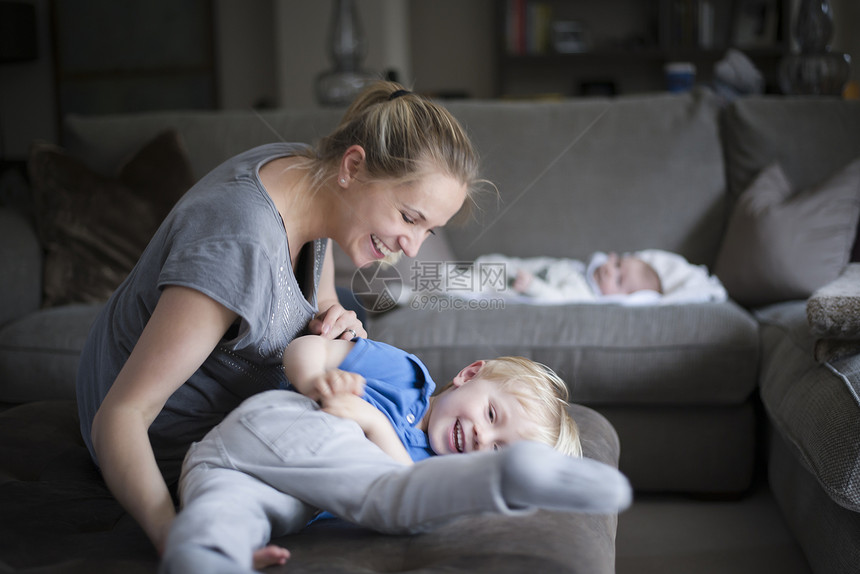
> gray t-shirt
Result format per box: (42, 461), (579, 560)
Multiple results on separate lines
(76, 143), (326, 483)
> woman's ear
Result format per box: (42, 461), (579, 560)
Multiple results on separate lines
(339, 145), (366, 187)
(452, 360), (485, 388)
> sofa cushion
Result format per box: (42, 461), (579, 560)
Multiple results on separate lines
(757, 301), (860, 513)
(28, 130), (194, 307)
(0, 400), (621, 574)
(714, 158), (860, 308)
(599, 403), (755, 493)
(767, 424), (860, 574)
(370, 300), (759, 406)
(0, 303), (103, 403)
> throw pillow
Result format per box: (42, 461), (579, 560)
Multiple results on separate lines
(714, 157), (860, 307)
(28, 130), (194, 307)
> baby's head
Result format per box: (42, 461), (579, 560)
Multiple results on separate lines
(593, 252), (662, 296)
(423, 357), (582, 458)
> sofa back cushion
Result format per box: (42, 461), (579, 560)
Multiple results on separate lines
(443, 90), (727, 267)
(721, 97), (860, 265)
(719, 98), (860, 305)
(64, 91), (727, 272)
(64, 108), (343, 182)
(721, 97), (860, 202)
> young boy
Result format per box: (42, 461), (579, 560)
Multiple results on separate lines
(160, 336), (631, 574)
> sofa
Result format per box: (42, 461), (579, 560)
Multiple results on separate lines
(0, 90), (858, 573)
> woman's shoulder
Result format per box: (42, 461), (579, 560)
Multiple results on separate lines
(228, 142), (313, 166)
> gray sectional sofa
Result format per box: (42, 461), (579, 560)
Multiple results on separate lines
(1, 90), (859, 573)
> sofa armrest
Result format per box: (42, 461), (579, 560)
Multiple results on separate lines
(0, 207), (42, 327)
(807, 264), (860, 362)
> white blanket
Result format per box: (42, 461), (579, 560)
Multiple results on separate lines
(430, 251), (727, 306)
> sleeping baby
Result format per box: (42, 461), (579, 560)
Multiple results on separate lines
(456, 249), (727, 305)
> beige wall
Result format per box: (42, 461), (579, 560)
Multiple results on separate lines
(271, 0), (494, 108)
(273, 0), (415, 108)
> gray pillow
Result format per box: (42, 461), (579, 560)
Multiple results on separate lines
(714, 157), (860, 307)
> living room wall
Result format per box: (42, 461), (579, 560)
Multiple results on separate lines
(0, 0), (494, 159)
(271, 0), (495, 108)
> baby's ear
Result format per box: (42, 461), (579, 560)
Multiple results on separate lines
(452, 360), (485, 387)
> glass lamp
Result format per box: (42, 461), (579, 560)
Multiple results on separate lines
(779, 0), (851, 96)
(315, 0), (375, 107)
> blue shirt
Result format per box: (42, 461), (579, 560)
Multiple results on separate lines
(308, 338), (436, 524)
(338, 338), (436, 462)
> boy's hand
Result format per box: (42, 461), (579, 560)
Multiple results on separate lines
(321, 392), (381, 431)
(322, 392), (415, 465)
(311, 369), (366, 400)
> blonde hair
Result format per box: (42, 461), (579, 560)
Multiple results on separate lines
(441, 357), (582, 458)
(297, 80), (482, 223)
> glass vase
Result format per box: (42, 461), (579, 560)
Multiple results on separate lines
(779, 0), (851, 96)
(315, 0), (375, 107)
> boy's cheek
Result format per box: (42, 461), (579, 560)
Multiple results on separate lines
(425, 423), (445, 455)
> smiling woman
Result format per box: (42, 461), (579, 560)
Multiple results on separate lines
(73, 80), (485, 557)
(333, 168), (468, 267)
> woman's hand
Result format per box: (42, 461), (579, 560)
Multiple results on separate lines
(308, 303), (367, 340)
(313, 244), (366, 340)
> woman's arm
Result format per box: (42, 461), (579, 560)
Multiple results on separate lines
(91, 286), (237, 555)
(308, 243), (367, 339)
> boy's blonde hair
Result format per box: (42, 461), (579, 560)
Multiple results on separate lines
(443, 357), (582, 458)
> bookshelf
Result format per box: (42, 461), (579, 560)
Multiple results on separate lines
(496, 0), (792, 98)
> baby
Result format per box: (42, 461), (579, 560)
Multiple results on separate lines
(510, 251), (660, 299)
(466, 249), (727, 304)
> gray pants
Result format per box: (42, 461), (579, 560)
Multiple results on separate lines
(161, 390), (531, 573)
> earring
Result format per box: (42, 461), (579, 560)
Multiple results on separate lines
(339, 178), (347, 185)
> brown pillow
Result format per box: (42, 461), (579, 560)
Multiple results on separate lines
(714, 158), (860, 308)
(28, 130), (194, 307)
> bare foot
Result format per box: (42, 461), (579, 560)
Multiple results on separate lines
(253, 545), (290, 570)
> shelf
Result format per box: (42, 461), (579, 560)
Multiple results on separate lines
(495, 0), (791, 98)
(502, 49), (667, 64)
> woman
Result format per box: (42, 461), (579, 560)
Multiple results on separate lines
(75, 81), (481, 554)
